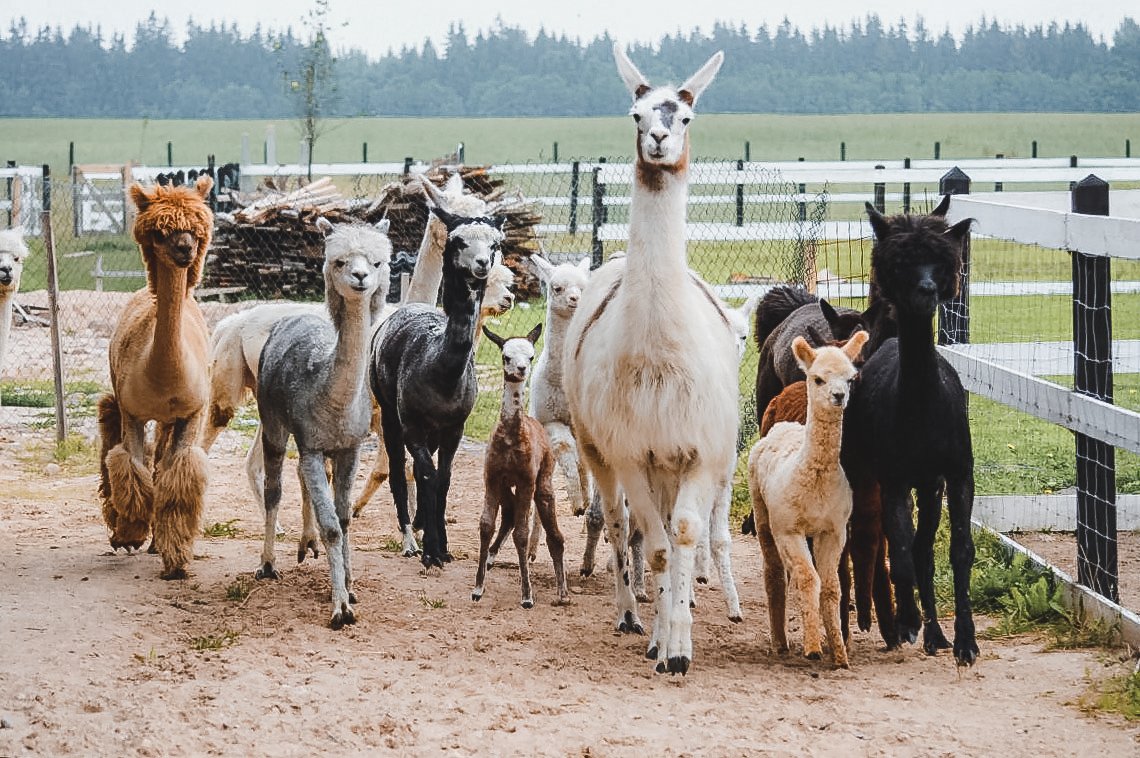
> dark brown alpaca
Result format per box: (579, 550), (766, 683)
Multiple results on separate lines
(472, 324), (570, 608)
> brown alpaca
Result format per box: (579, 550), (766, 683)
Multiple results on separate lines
(759, 343), (896, 649)
(97, 176), (214, 580)
(472, 324), (570, 608)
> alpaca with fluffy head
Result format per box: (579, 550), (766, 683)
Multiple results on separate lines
(749, 331), (867, 667)
(97, 176), (214, 579)
(841, 197), (978, 666)
(562, 45), (737, 675)
(252, 219), (391, 629)
(0, 227), (28, 403)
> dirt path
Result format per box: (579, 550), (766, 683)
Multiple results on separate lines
(1, 423), (1138, 757)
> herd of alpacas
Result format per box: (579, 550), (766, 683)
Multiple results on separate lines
(0, 45), (982, 675)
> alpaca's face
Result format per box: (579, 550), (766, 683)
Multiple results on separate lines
(150, 228), (200, 269)
(629, 89), (695, 167)
(544, 257), (590, 320)
(802, 347), (859, 410)
(324, 226), (392, 302)
(449, 223), (503, 282)
(0, 228), (28, 294)
(480, 263), (515, 317)
(499, 337), (536, 384)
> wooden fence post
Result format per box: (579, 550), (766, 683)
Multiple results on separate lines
(902, 157), (911, 213)
(42, 164), (68, 443)
(735, 159), (744, 227)
(1071, 174), (1117, 601)
(568, 160), (580, 234)
(873, 164), (886, 213)
(938, 167), (971, 346)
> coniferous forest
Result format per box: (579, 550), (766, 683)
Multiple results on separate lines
(1, 13), (1139, 118)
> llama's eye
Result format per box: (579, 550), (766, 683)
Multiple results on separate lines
(454, 240), (467, 250)
(335, 260), (346, 268)
(491, 242), (501, 251)
(813, 377), (824, 386)
(682, 117), (691, 125)
(552, 286), (563, 294)
(633, 114), (641, 123)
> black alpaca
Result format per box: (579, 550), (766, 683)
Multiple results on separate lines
(369, 206), (504, 568)
(840, 196), (978, 665)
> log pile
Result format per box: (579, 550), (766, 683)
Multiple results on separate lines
(204, 166), (543, 301)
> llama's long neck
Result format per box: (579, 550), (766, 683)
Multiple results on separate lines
(799, 398), (845, 475)
(622, 141), (692, 320)
(542, 307), (570, 381)
(405, 216), (445, 305)
(0, 290), (13, 373)
(328, 297), (372, 409)
(438, 262), (483, 381)
(497, 376), (526, 435)
(147, 258), (192, 382)
(897, 308), (939, 403)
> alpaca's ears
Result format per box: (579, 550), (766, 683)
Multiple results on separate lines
(491, 215), (507, 231)
(529, 254), (554, 283)
(443, 172), (465, 196)
(373, 218), (391, 235)
(818, 298), (839, 326)
(945, 217), (973, 246)
(481, 325), (505, 349)
(931, 194), (952, 217)
(738, 295), (759, 321)
(315, 216), (334, 235)
(678, 50), (724, 106)
(129, 183), (153, 213)
(526, 322), (543, 344)
(791, 336), (815, 370)
(420, 176), (447, 210)
(613, 43), (651, 99)
(577, 255), (592, 275)
(194, 174), (214, 200)
(842, 330), (870, 361)
(865, 202), (890, 241)
(430, 205), (461, 229)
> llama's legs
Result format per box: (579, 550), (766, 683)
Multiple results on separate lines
(101, 399), (154, 551)
(300, 450), (354, 629)
(662, 476), (710, 674)
(814, 528), (850, 668)
(579, 487), (605, 577)
(584, 450), (641, 635)
(709, 478), (743, 622)
(839, 544), (852, 642)
(379, 403), (417, 556)
(848, 482), (880, 634)
(526, 508), (541, 565)
(780, 533), (823, 661)
(512, 486), (536, 608)
(946, 474), (979, 666)
(296, 468), (320, 563)
(433, 430), (462, 564)
(534, 462), (570, 605)
(913, 483), (951, 655)
(151, 414), (208, 580)
(472, 486), (503, 601)
(882, 481), (921, 645)
(255, 428), (287, 580)
(330, 448), (359, 604)
(351, 404), (387, 518)
(409, 443), (444, 569)
(629, 523), (647, 603)
(486, 509), (514, 568)
(547, 422), (588, 516)
(244, 426), (284, 537)
(871, 535), (898, 648)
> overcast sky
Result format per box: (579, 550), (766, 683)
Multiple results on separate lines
(1, 1), (1132, 57)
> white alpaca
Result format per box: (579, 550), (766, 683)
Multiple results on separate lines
(747, 331), (868, 668)
(0, 227), (28, 403)
(562, 45), (736, 674)
(403, 173), (492, 306)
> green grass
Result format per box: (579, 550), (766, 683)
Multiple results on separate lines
(1090, 668), (1140, 721)
(203, 519), (242, 538)
(188, 628), (240, 651)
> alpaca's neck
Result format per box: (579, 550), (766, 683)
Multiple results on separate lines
(146, 259), (191, 381)
(328, 298), (372, 407)
(405, 217), (445, 305)
(438, 266), (482, 379)
(498, 377), (526, 431)
(542, 308), (570, 376)
(800, 400), (845, 473)
(0, 291), (13, 375)
(897, 310), (939, 399)
(623, 150), (691, 313)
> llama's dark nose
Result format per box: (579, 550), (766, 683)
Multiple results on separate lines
(567, 293), (579, 307)
(352, 271), (369, 288)
(650, 130), (667, 145)
(0, 265), (11, 285)
(916, 278), (937, 297)
(831, 391), (847, 407)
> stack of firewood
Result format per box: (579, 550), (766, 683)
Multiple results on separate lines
(204, 166), (543, 301)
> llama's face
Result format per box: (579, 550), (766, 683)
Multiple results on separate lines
(323, 222), (393, 303)
(447, 221), (504, 282)
(480, 263), (515, 317)
(867, 204), (968, 318)
(0, 227), (28, 295)
(724, 296), (758, 362)
(500, 337), (537, 384)
(629, 89), (696, 167)
(544, 257), (591, 320)
(794, 332), (868, 410)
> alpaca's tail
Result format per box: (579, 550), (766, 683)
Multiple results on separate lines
(754, 285), (818, 346)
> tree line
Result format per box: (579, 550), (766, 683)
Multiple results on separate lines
(2, 13), (1139, 118)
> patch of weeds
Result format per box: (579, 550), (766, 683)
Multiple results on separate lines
(419, 591), (446, 610)
(203, 519), (241, 538)
(380, 537), (405, 554)
(1092, 666), (1140, 721)
(225, 577), (254, 602)
(1047, 613), (1119, 650)
(188, 628), (240, 651)
(54, 433), (96, 466)
(133, 647), (160, 665)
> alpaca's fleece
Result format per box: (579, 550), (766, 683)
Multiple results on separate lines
(129, 176), (214, 293)
(0, 227), (28, 387)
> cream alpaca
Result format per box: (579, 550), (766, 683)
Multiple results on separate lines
(0, 227), (28, 404)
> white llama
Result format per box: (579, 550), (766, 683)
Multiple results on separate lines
(0, 227), (28, 403)
(562, 45), (737, 674)
(748, 331), (868, 668)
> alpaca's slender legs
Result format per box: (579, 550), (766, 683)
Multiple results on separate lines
(330, 448), (359, 603)
(579, 488), (605, 577)
(882, 481), (921, 644)
(512, 484), (536, 608)
(151, 414), (208, 580)
(299, 450), (354, 629)
(814, 528), (850, 668)
(871, 536), (898, 648)
(534, 459), (570, 605)
(780, 533), (823, 660)
(839, 544), (853, 642)
(379, 400), (417, 556)
(256, 428), (287, 580)
(472, 485), (503, 601)
(629, 524), (647, 603)
(433, 429), (462, 563)
(409, 443), (443, 568)
(526, 506), (542, 565)
(622, 475), (670, 664)
(757, 522), (789, 654)
(101, 399), (154, 551)
(487, 506), (515, 568)
(946, 474), (979, 665)
(547, 422), (589, 516)
(351, 405), (389, 518)
(848, 482), (881, 635)
(584, 448), (641, 635)
(914, 483), (952, 654)
(708, 480), (743, 622)
(297, 471), (319, 562)
(663, 477), (708, 675)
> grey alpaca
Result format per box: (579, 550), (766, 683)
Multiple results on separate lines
(253, 218), (392, 629)
(370, 206), (504, 569)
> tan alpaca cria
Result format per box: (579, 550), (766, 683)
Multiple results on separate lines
(748, 331), (868, 668)
(97, 175), (215, 580)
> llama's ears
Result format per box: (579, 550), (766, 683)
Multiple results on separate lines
(195, 174), (214, 200)
(944, 217), (973, 246)
(429, 205), (461, 229)
(613, 43), (652, 99)
(420, 176), (447, 210)
(931, 194), (952, 218)
(678, 51), (724, 106)
(577, 256), (592, 275)
(481, 325), (505, 349)
(315, 216), (335, 235)
(443, 172), (465, 196)
(526, 322), (543, 344)
(372, 218), (391, 235)
(129, 183), (153, 212)
(818, 298), (839, 326)
(791, 336), (816, 370)
(842, 330), (870, 361)
(865, 202), (890, 241)
(529, 254), (554, 283)
(490, 215), (507, 231)
(738, 295), (759, 322)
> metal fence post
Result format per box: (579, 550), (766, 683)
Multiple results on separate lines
(4, 160), (13, 226)
(873, 164), (886, 213)
(735, 159), (744, 227)
(590, 159), (606, 269)
(902, 157), (911, 213)
(41, 164), (68, 443)
(1071, 174), (1117, 601)
(568, 160), (580, 234)
(938, 167), (971, 345)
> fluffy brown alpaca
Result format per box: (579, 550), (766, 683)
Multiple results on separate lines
(97, 176), (214, 580)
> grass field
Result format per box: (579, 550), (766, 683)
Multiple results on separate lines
(1, 112), (1138, 171)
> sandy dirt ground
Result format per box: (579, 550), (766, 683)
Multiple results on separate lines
(1, 411), (1139, 758)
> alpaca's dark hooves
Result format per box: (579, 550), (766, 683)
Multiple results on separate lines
(741, 512), (756, 535)
(646, 645), (658, 660)
(923, 622), (952, 655)
(296, 541), (319, 563)
(552, 596), (571, 607)
(160, 567), (187, 581)
(330, 607), (357, 630)
(635, 592), (650, 603)
(667, 656), (690, 676)
(618, 611), (644, 635)
(806, 650), (822, 661)
(655, 661), (666, 674)
(954, 640), (980, 667)
(728, 614), (743, 624)
(471, 591), (482, 602)
(348, 592), (358, 605)
(146, 540), (158, 555)
(579, 565), (594, 578)
(573, 507), (586, 517)
(255, 563), (280, 580)
(402, 548), (420, 558)
(521, 599), (534, 609)
(421, 554), (445, 570)
(857, 613), (872, 633)
(695, 576), (709, 585)
(689, 599), (696, 609)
